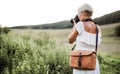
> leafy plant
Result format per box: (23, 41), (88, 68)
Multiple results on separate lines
(0, 27), (11, 34)
(0, 29), (120, 74)
(98, 54), (120, 74)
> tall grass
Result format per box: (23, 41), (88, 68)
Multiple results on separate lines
(0, 24), (120, 74)
(0, 30), (72, 74)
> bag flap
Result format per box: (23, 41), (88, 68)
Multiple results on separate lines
(70, 50), (96, 56)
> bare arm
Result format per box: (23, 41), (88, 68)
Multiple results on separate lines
(68, 27), (78, 44)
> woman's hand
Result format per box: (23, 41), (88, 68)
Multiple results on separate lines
(73, 19), (76, 25)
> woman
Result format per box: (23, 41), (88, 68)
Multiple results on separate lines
(68, 4), (102, 74)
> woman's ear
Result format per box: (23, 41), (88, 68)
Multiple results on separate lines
(82, 12), (87, 17)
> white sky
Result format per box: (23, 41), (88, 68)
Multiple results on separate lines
(0, 0), (120, 27)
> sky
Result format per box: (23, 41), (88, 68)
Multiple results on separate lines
(0, 0), (120, 27)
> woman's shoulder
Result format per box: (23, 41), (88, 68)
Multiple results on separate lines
(76, 21), (83, 25)
(75, 22), (84, 34)
(75, 21), (84, 29)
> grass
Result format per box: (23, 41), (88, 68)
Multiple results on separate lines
(1, 23), (120, 74)
(11, 23), (120, 56)
(100, 23), (120, 42)
(99, 23), (120, 56)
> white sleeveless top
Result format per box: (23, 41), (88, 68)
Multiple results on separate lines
(73, 21), (101, 74)
(74, 22), (102, 51)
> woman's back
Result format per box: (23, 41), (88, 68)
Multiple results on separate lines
(83, 21), (97, 34)
(75, 21), (101, 51)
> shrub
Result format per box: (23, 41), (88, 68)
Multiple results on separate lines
(0, 55), (8, 74)
(0, 35), (8, 74)
(1, 30), (120, 74)
(98, 54), (120, 74)
(3, 27), (11, 34)
(1, 33), (72, 74)
(115, 24), (120, 36)
(0, 27), (11, 34)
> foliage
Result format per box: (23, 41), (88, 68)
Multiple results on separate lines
(115, 24), (120, 36)
(0, 35), (8, 74)
(0, 29), (120, 74)
(98, 54), (120, 74)
(0, 32), (72, 74)
(0, 55), (8, 74)
(11, 21), (72, 29)
(94, 10), (120, 25)
(4, 27), (11, 34)
(0, 27), (11, 34)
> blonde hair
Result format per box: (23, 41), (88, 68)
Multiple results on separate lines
(78, 4), (93, 16)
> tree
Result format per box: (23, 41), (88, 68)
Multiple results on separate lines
(0, 27), (11, 34)
(4, 27), (11, 34)
(115, 24), (120, 36)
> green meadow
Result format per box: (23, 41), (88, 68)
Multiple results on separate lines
(0, 23), (120, 74)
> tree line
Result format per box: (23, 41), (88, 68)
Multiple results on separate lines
(93, 10), (120, 25)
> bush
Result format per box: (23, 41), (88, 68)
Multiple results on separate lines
(115, 24), (120, 36)
(1, 30), (120, 74)
(1, 32), (72, 74)
(98, 54), (120, 74)
(0, 27), (11, 34)
(0, 35), (8, 74)
(0, 55), (8, 74)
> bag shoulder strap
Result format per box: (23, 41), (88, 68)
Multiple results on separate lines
(71, 44), (76, 50)
(95, 25), (98, 52)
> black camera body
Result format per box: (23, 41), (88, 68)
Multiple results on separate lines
(70, 15), (80, 24)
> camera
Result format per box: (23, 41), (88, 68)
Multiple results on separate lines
(70, 15), (80, 24)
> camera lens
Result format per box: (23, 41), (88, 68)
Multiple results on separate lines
(70, 15), (80, 24)
(74, 15), (80, 23)
(70, 18), (74, 24)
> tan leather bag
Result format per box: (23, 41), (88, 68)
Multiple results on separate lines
(69, 22), (98, 70)
(69, 50), (96, 70)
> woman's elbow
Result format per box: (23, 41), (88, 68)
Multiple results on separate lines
(68, 37), (74, 44)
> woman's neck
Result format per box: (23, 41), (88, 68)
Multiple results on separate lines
(81, 16), (91, 21)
